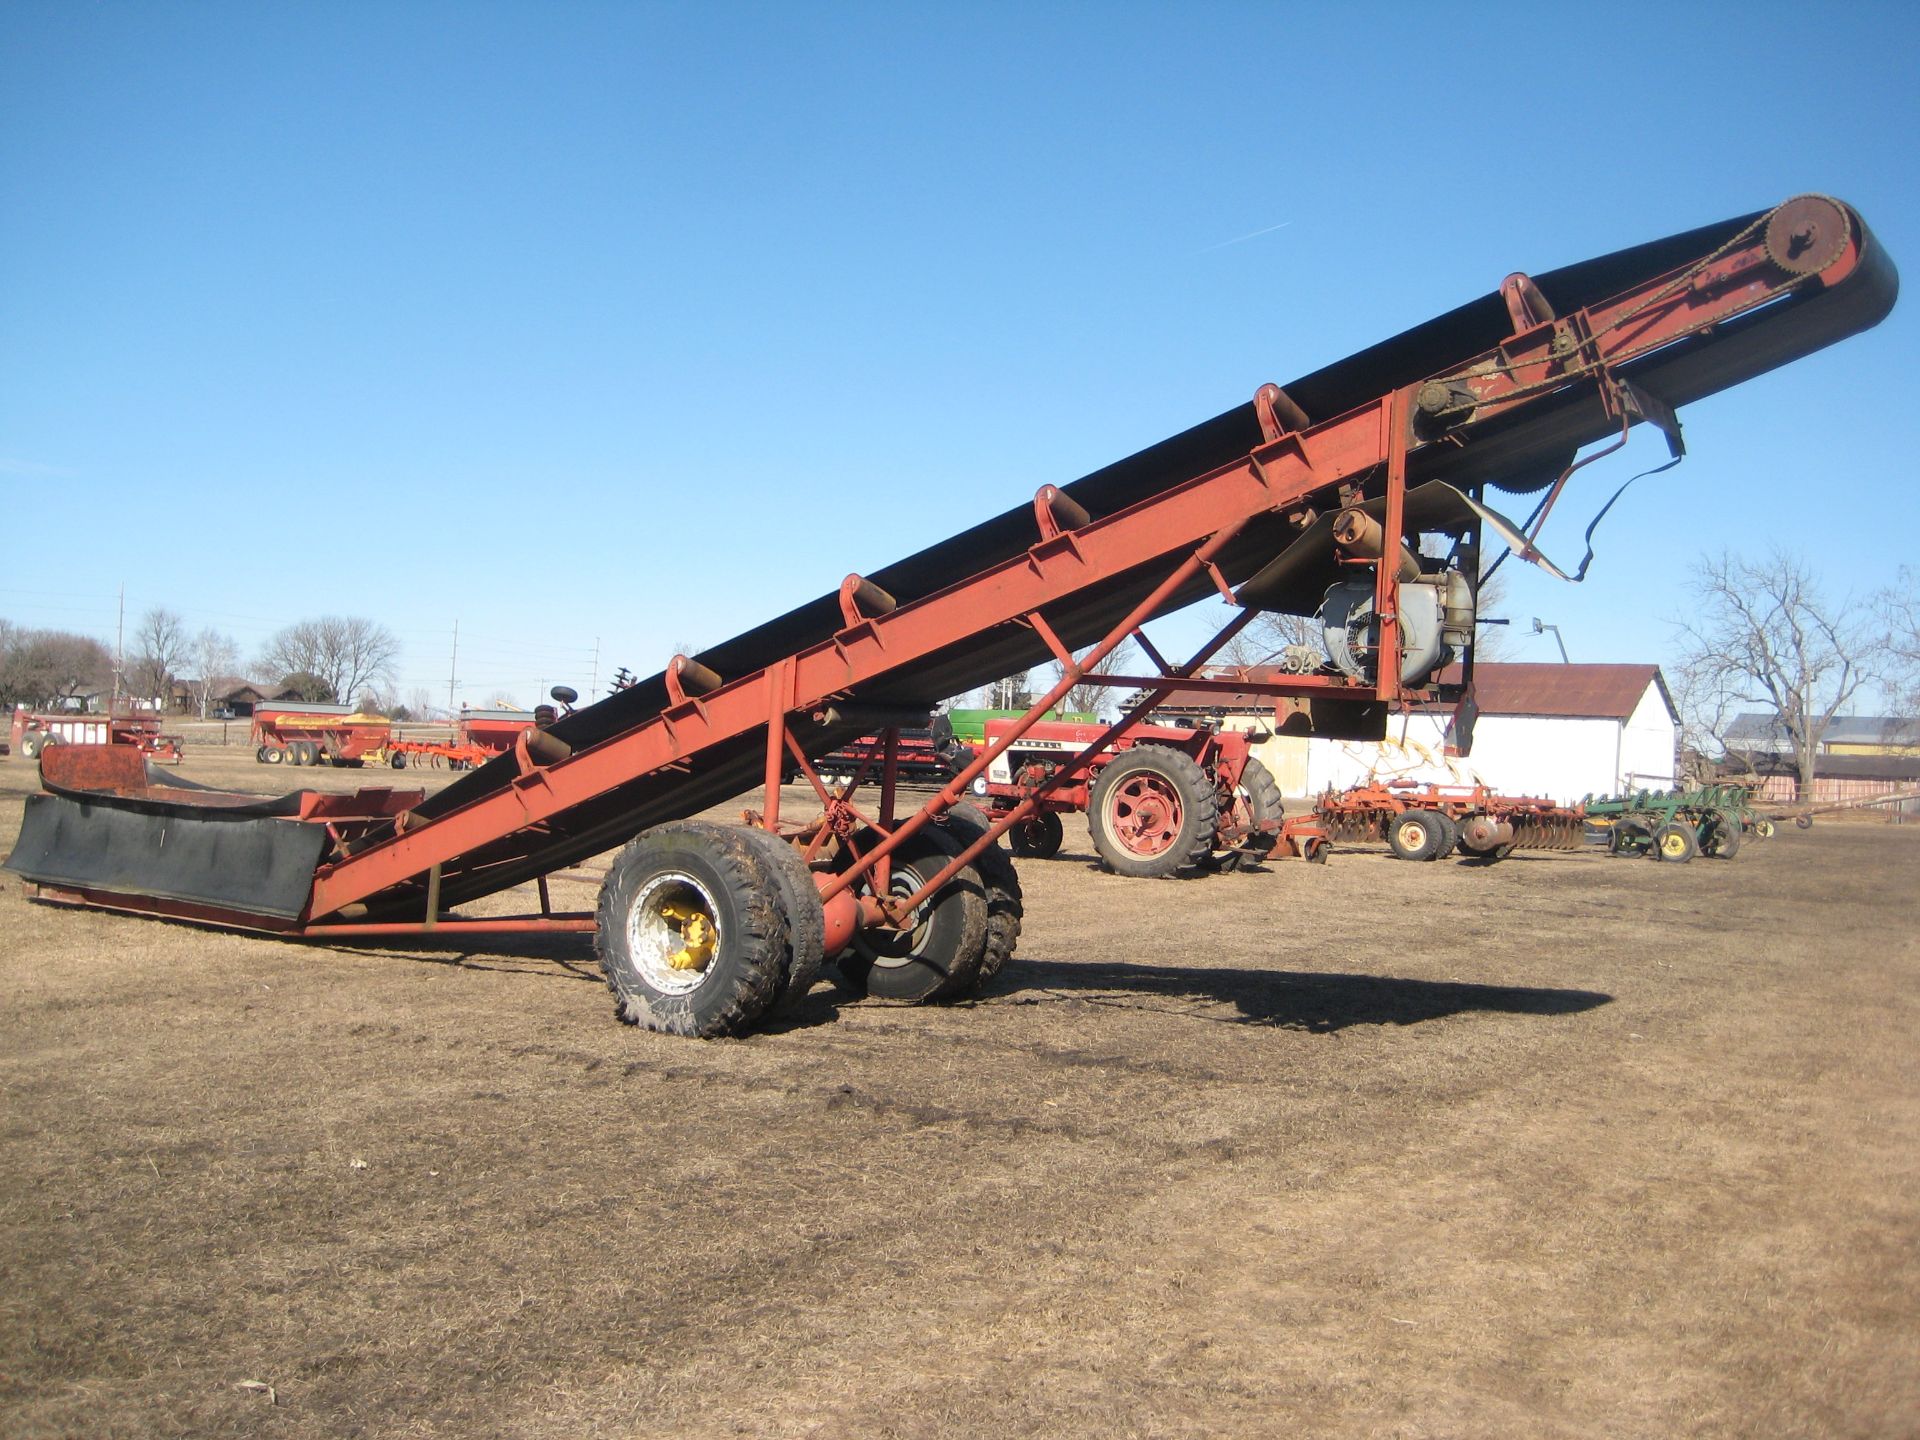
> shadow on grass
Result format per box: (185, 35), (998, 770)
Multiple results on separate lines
(987, 958), (1612, 1032)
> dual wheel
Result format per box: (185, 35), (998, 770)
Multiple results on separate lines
(595, 807), (1022, 1038)
(1387, 809), (1455, 861)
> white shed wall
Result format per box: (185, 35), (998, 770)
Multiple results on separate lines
(1618, 683), (1679, 792)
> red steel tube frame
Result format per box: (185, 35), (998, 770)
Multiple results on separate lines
(32, 200), (1877, 940)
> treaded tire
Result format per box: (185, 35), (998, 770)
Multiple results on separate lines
(1210, 757), (1284, 871)
(834, 827), (988, 1003)
(1008, 810), (1064, 859)
(736, 826), (827, 1012)
(19, 732), (45, 759)
(264, 746), (285, 765)
(1087, 744), (1218, 878)
(1387, 809), (1447, 861)
(938, 802), (1024, 986)
(255, 744), (271, 763)
(1701, 809), (1742, 859)
(1430, 812), (1459, 861)
(595, 820), (787, 1037)
(1652, 822), (1697, 863)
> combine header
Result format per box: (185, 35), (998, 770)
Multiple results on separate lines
(4, 195), (1895, 1036)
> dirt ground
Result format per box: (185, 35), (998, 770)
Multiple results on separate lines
(1, 747), (1915, 1439)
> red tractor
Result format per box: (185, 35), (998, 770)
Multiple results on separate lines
(946, 716), (1322, 876)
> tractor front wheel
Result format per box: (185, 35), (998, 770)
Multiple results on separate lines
(1008, 810), (1065, 859)
(1087, 745), (1218, 878)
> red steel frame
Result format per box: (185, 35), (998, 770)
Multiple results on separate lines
(20, 199), (1886, 940)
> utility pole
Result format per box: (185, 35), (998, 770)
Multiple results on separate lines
(110, 583), (125, 716)
(447, 620), (459, 718)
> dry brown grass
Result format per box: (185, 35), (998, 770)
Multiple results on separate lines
(1, 749), (1915, 1438)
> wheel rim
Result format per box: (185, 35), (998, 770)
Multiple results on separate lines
(1660, 831), (1689, 858)
(1104, 773), (1183, 857)
(1395, 818), (1427, 852)
(858, 860), (938, 970)
(625, 871), (722, 995)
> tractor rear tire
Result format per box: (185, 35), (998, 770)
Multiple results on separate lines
(736, 826), (827, 1013)
(938, 801), (1024, 986)
(1388, 809), (1447, 861)
(1652, 822), (1697, 863)
(834, 828), (988, 1003)
(1087, 744), (1218, 878)
(595, 821), (788, 1037)
(1008, 810), (1064, 859)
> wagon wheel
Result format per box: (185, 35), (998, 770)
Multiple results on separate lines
(1753, 818), (1776, 840)
(833, 826), (988, 1002)
(1652, 822), (1697, 863)
(735, 826), (828, 1013)
(937, 801), (1025, 986)
(1795, 813), (1813, 830)
(1008, 810), (1064, 859)
(1387, 809), (1446, 861)
(595, 820), (789, 1037)
(1086, 744), (1217, 878)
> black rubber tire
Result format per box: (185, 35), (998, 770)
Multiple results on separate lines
(1652, 821), (1697, 863)
(286, 741), (309, 766)
(1429, 812), (1460, 862)
(389, 752), (407, 769)
(1087, 744), (1218, 878)
(834, 828), (988, 1002)
(1211, 757), (1284, 870)
(1387, 809), (1447, 861)
(264, 746), (285, 765)
(594, 820), (787, 1037)
(937, 801), (1024, 986)
(19, 732), (45, 759)
(1007, 810), (1064, 859)
(735, 826), (827, 1013)
(1701, 809), (1742, 859)
(255, 744), (270, 763)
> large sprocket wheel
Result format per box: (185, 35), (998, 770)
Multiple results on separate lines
(595, 820), (789, 1037)
(1087, 744), (1218, 878)
(834, 827), (988, 1003)
(1209, 757), (1284, 871)
(937, 802), (1024, 987)
(1764, 195), (1849, 277)
(1699, 809), (1743, 860)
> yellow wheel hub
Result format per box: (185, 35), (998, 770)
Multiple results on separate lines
(659, 899), (718, 971)
(1660, 831), (1689, 858)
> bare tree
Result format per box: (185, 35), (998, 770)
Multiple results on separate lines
(1876, 567), (1920, 728)
(1673, 550), (1877, 797)
(1047, 642), (1138, 716)
(0, 626), (114, 710)
(259, 616), (398, 706)
(132, 607), (191, 708)
(191, 628), (240, 717)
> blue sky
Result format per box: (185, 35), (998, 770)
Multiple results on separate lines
(2, 2), (1915, 710)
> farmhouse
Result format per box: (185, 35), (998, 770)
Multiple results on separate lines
(1153, 662), (1678, 804)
